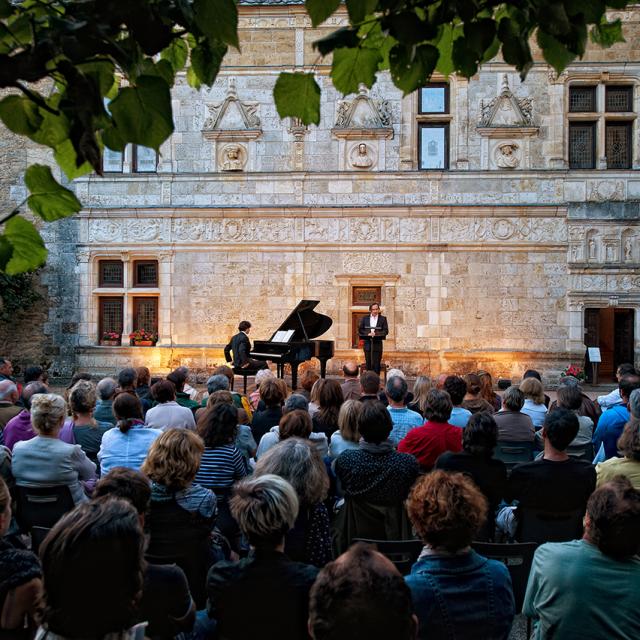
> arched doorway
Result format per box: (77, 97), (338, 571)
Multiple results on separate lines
(584, 308), (635, 381)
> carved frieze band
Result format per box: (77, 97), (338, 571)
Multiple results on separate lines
(568, 224), (639, 265)
(87, 216), (569, 245)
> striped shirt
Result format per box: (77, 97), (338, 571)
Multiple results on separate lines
(195, 445), (248, 490)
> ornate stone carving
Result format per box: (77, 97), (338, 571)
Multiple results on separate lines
(127, 220), (160, 241)
(440, 217), (566, 243)
(588, 180), (625, 202)
(494, 142), (520, 169)
(219, 143), (247, 171)
(479, 75), (535, 128)
(333, 86), (394, 139)
(343, 252), (394, 273)
(88, 221), (121, 242)
(348, 142), (376, 169)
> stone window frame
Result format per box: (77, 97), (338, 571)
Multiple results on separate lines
(416, 81), (452, 171)
(566, 75), (637, 170)
(100, 145), (158, 174)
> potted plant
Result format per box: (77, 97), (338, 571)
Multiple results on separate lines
(129, 328), (158, 346)
(561, 364), (586, 382)
(100, 331), (121, 346)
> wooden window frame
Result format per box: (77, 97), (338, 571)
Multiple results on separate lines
(98, 260), (124, 287)
(98, 297), (124, 339)
(569, 121), (597, 169)
(132, 296), (159, 335)
(605, 120), (632, 170)
(133, 260), (159, 287)
(568, 85), (597, 113)
(419, 83), (450, 114)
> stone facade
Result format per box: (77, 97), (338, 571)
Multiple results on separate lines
(3, 4), (640, 381)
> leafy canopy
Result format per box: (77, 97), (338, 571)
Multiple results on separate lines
(0, 0), (628, 273)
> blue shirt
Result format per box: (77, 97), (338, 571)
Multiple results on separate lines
(592, 405), (629, 460)
(98, 423), (162, 475)
(448, 406), (472, 428)
(387, 406), (424, 444)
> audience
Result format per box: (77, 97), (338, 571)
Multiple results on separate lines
(135, 366), (153, 403)
(145, 380), (197, 430)
(255, 438), (332, 567)
(257, 406), (328, 459)
(519, 376), (548, 429)
(359, 370), (380, 402)
(23, 365), (48, 386)
(68, 380), (112, 465)
(329, 399), (362, 459)
(386, 376), (424, 444)
(3, 381), (47, 450)
(166, 369), (199, 413)
(550, 375), (601, 426)
(443, 375), (471, 427)
(340, 362), (361, 401)
(0, 379), (21, 428)
(398, 389), (462, 470)
(98, 392), (162, 475)
(249, 368), (276, 410)
(206, 474), (319, 640)
(407, 375), (431, 417)
(493, 385), (535, 442)
(312, 379), (344, 439)
(309, 543), (417, 640)
(522, 369), (551, 407)
(94, 377), (117, 425)
(251, 376), (285, 443)
(596, 412), (640, 489)
(462, 373), (495, 414)
(478, 370), (502, 412)
(405, 471), (514, 639)
(597, 362), (635, 410)
(548, 383), (594, 457)
(299, 369), (320, 403)
(524, 476), (640, 639)
(13, 393), (96, 504)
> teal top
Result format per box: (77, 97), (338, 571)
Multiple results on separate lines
(524, 539), (640, 639)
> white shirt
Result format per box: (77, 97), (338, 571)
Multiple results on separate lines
(369, 315), (378, 328)
(144, 401), (196, 431)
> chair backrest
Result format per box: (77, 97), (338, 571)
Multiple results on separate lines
(494, 441), (535, 469)
(471, 541), (537, 611)
(567, 441), (594, 461)
(352, 538), (423, 576)
(517, 506), (585, 545)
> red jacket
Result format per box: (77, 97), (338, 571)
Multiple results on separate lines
(397, 421), (463, 470)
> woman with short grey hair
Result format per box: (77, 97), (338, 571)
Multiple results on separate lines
(255, 438), (331, 567)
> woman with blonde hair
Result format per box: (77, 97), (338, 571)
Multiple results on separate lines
(408, 376), (432, 417)
(519, 377), (547, 429)
(68, 380), (112, 465)
(329, 399), (363, 459)
(596, 415), (640, 489)
(142, 428), (218, 608)
(12, 394), (96, 504)
(255, 438), (331, 567)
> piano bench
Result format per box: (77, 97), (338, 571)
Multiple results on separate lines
(232, 367), (259, 395)
(358, 363), (388, 381)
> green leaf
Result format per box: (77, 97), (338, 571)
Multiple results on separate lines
(434, 24), (458, 76)
(54, 139), (94, 180)
(161, 37), (189, 72)
(77, 60), (116, 96)
(590, 19), (625, 47)
(463, 19), (496, 57)
(0, 0), (13, 20)
(331, 47), (381, 94)
(188, 39), (227, 88)
(389, 43), (439, 94)
(0, 235), (12, 272)
(306, 0), (341, 27)
(346, 0), (378, 25)
(0, 95), (43, 136)
(537, 29), (576, 73)
(1, 217), (47, 275)
(313, 27), (359, 57)
(452, 38), (478, 77)
(109, 75), (174, 150)
(25, 165), (82, 222)
(273, 72), (321, 126)
(139, 59), (176, 87)
(194, 0), (239, 49)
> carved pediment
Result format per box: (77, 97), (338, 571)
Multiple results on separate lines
(332, 86), (393, 139)
(203, 78), (262, 141)
(478, 75), (538, 135)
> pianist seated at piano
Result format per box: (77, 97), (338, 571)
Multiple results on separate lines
(223, 320), (268, 371)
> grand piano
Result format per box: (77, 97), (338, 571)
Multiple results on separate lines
(250, 300), (335, 389)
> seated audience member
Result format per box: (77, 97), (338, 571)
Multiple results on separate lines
(207, 475), (319, 639)
(68, 380), (112, 466)
(309, 542), (417, 640)
(235, 408), (256, 463)
(142, 429), (218, 608)
(145, 380), (196, 431)
(398, 389), (462, 471)
(167, 369), (200, 413)
(175, 366), (200, 402)
(377, 369), (414, 407)
(117, 367), (137, 395)
(501, 409), (596, 538)
(257, 404), (328, 460)
(251, 376), (285, 443)
(597, 362), (636, 410)
(478, 370), (502, 412)
(98, 392), (162, 475)
(435, 412), (507, 537)
(255, 438), (331, 567)
(3, 381), (47, 450)
(0, 358), (13, 383)
(340, 362), (362, 401)
(596, 413), (640, 489)
(359, 370), (381, 402)
(405, 471), (514, 640)
(462, 373), (495, 414)
(593, 374), (640, 459)
(386, 376), (424, 445)
(443, 375), (472, 428)
(407, 376), (431, 417)
(94, 377), (117, 425)
(523, 476), (640, 639)
(493, 386), (535, 442)
(23, 365), (48, 386)
(549, 376), (601, 426)
(299, 369), (320, 403)
(37, 498), (145, 639)
(434, 373), (448, 390)
(249, 368), (275, 410)
(0, 379), (21, 428)
(519, 377), (548, 429)
(135, 366), (152, 403)
(312, 379), (344, 439)
(522, 369), (551, 407)
(204, 368), (254, 419)
(0, 477), (42, 634)
(329, 399), (363, 459)
(336, 401), (419, 504)
(94, 468), (197, 639)
(544, 384), (593, 457)
(13, 394), (96, 504)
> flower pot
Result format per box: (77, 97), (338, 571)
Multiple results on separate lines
(100, 340), (121, 346)
(133, 340), (154, 346)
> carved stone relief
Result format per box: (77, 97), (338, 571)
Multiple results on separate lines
(219, 143), (247, 171)
(440, 218), (566, 243)
(494, 141), (520, 169)
(335, 86), (393, 129)
(348, 142), (376, 169)
(587, 180), (625, 202)
(203, 78), (261, 131)
(342, 253), (394, 273)
(479, 75), (534, 128)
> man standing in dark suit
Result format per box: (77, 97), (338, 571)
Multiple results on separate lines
(358, 303), (388, 374)
(224, 321), (268, 370)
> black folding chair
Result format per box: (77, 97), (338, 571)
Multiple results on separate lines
(352, 538), (423, 576)
(494, 441), (535, 471)
(517, 506), (584, 545)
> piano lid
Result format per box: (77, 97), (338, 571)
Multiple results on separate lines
(268, 300), (332, 342)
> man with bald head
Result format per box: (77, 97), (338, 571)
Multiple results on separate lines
(3, 381), (47, 450)
(0, 379), (21, 429)
(340, 362), (361, 401)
